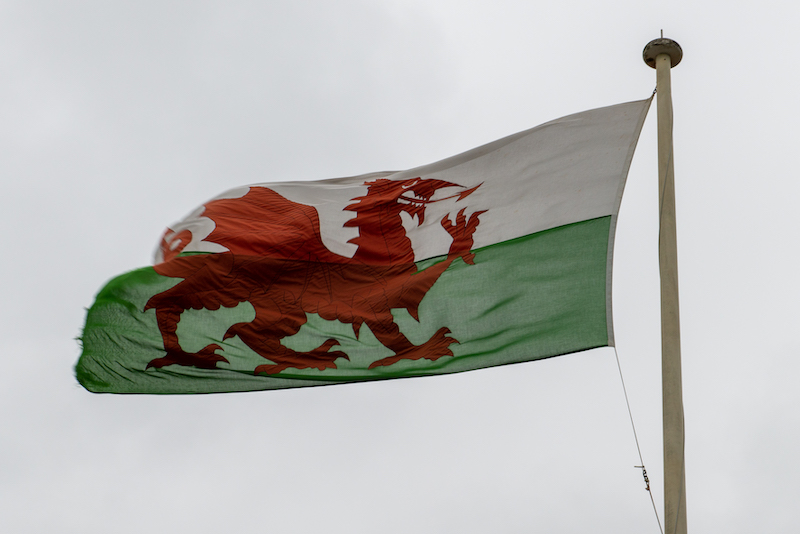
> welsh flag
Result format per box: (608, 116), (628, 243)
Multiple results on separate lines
(77, 98), (651, 394)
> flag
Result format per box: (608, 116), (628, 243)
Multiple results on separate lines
(76, 98), (651, 394)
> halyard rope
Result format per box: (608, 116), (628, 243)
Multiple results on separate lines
(614, 347), (664, 534)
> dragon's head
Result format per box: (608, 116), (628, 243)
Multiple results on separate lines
(345, 177), (481, 224)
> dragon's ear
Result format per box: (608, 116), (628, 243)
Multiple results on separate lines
(362, 177), (392, 187)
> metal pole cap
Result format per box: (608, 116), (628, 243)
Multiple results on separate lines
(643, 38), (682, 68)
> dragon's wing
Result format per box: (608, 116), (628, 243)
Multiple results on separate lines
(202, 186), (340, 262)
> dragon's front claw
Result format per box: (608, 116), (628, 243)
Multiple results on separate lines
(442, 209), (487, 263)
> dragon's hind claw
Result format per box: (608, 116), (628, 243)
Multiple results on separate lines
(253, 338), (349, 375)
(368, 327), (458, 369)
(146, 344), (227, 370)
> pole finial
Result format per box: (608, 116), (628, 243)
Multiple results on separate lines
(643, 37), (682, 69)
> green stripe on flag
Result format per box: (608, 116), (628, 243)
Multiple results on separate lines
(77, 216), (611, 394)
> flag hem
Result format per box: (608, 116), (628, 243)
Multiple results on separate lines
(605, 95), (653, 347)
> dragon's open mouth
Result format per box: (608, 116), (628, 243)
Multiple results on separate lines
(398, 183), (482, 206)
(397, 194), (436, 206)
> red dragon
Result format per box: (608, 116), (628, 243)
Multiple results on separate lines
(144, 177), (485, 375)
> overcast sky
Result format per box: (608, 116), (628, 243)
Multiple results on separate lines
(2, 1), (798, 533)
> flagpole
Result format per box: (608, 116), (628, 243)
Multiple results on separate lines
(643, 36), (687, 534)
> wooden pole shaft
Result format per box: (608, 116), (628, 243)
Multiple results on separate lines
(655, 51), (687, 534)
